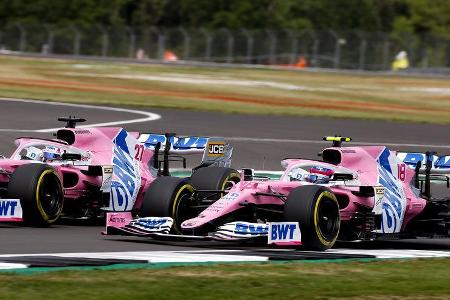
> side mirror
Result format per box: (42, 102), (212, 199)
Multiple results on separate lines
(242, 168), (254, 181)
(61, 153), (82, 161)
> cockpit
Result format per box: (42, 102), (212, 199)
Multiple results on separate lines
(284, 164), (334, 183)
(281, 161), (359, 185)
(20, 145), (61, 162)
(12, 140), (91, 164)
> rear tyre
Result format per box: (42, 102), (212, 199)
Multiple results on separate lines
(284, 185), (340, 251)
(141, 176), (195, 234)
(8, 163), (64, 226)
(190, 167), (240, 200)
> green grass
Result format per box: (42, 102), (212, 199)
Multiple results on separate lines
(1, 259), (450, 299)
(0, 55), (449, 124)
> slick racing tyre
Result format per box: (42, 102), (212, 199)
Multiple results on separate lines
(142, 176), (195, 234)
(284, 185), (340, 251)
(190, 167), (240, 200)
(8, 163), (64, 226)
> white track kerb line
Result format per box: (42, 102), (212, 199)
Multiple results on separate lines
(0, 98), (161, 132)
(1, 249), (450, 270)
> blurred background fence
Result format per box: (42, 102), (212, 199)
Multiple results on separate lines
(1, 23), (449, 71)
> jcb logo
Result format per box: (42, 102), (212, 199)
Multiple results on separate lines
(208, 142), (225, 156)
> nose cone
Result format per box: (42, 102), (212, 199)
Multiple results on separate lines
(181, 191), (250, 230)
(181, 217), (202, 229)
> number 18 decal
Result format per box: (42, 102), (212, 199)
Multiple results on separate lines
(398, 163), (406, 181)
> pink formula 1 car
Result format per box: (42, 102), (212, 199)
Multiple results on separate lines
(106, 137), (450, 250)
(0, 117), (237, 226)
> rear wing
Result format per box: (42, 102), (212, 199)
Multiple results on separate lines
(138, 133), (233, 169)
(397, 152), (450, 174)
(397, 152), (449, 199)
(139, 133), (208, 154)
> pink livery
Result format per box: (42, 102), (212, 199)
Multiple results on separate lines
(106, 137), (450, 251)
(0, 117), (232, 226)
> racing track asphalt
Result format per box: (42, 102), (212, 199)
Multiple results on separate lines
(0, 98), (449, 254)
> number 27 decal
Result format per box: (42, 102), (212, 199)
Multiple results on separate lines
(134, 144), (144, 161)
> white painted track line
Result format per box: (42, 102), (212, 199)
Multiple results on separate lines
(0, 251), (268, 264)
(0, 97), (161, 132)
(1, 249), (450, 267)
(328, 249), (450, 259)
(57, 251), (268, 263)
(0, 263), (28, 270)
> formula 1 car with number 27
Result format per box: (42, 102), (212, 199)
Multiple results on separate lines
(0, 117), (237, 226)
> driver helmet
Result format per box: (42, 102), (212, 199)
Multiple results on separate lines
(304, 173), (330, 184)
(289, 167), (308, 181)
(306, 166), (334, 183)
(43, 146), (62, 161)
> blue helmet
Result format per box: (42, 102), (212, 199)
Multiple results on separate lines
(43, 146), (61, 161)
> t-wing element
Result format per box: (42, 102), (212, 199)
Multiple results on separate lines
(323, 136), (352, 147)
(201, 137), (233, 168)
(58, 116), (87, 128)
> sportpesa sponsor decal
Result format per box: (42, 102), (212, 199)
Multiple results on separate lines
(110, 129), (141, 211)
(222, 192), (240, 201)
(74, 130), (91, 134)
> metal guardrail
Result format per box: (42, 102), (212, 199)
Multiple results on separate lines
(0, 24), (449, 72)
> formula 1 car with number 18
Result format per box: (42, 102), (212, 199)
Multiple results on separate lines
(105, 137), (450, 250)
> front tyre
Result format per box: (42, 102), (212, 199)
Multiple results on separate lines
(141, 176), (195, 234)
(284, 185), (340, 251)
(8, 164), (64, 226)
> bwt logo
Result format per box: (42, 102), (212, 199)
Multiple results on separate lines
(142, 134), (208, 150)
(234, 223), (268, 235)
(137, 219), (168, 228)
(378, 166), (405, 233)
(110, 129), (140, 212)
(271, 223), (297, 240)
(0, 200), (18, 216)
(400, 153), (450, 169)
(436, 156), (450, 169)
(208, 142), (225, 156)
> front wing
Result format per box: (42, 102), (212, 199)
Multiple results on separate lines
(0, 199), (23, 222)
(103, 213), (301, 245)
